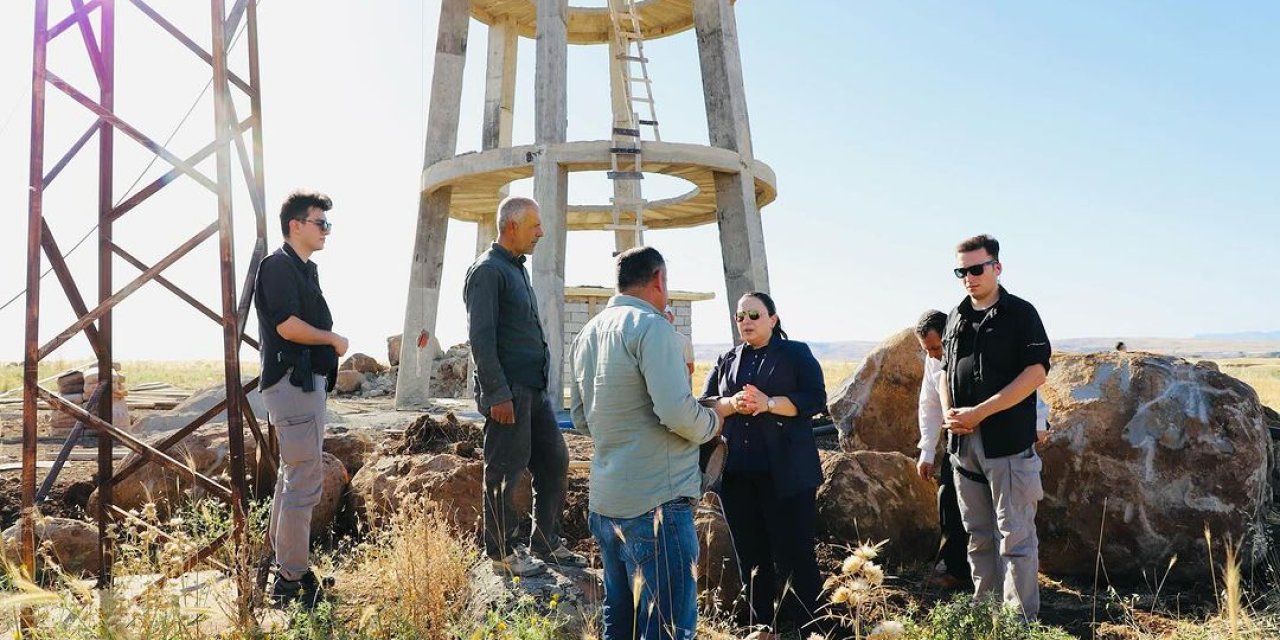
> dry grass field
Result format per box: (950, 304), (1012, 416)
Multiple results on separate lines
(0, 359), (260, 395)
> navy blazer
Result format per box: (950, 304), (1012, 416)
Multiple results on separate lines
(701, 338), (826, 498)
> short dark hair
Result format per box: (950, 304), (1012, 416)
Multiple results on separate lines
(279, 190), (332, 237)
(616, 246), (665, 292)
(956, 234), (1000, 261)
(915, 309), (947, 339)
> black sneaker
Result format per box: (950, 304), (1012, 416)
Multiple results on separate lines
(272, 570), (334, 609)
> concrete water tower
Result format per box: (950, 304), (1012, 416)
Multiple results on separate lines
(396, 0), (776, 408)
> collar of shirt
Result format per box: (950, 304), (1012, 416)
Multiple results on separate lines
(607, 293), (661, 315)
(959, 284), (1010, 317)
(281, 242), (317, 276)
(490, 242), (527, 266)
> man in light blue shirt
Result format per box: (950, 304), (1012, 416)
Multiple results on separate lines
(569, 246), (734, 640)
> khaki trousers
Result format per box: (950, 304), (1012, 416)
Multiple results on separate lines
(262, 373), (327, 581)
(951, 433), (1043, 620)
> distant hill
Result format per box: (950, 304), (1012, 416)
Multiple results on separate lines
(695, 336), (1280, 362)
(1193, 330), (1280, 342)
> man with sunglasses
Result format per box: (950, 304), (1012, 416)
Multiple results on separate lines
(941, 234), (1051, 621)
(254, 190), (348, 607)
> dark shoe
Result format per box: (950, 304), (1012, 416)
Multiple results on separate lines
(272, 570), (334, 609)
(533, 542), (588, 568)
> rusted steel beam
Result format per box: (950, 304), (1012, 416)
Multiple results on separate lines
(228, 98), (266, 332)
(107, 115), (255, 223)
(95, 0), (117, 587)
(39, 221), (219, 360)
(37, 387), (233, 501)
(69, 0), (106, 88)
(40, 219), (107, 362)
(111, 376), (261, 486)
(41, 119), (98, 188)
(36, 385), (107, 504)
(224, 0), (249, 42)
(107, 505), (231, 574)
(45, 71), (220, 193)
(148, 531), (232, 590)
(128, 0), (255, 96)
(48, 0), (102, 40)
(111, 243), (261, 350)
(210, 0), (252, 624)
(23, 4), (52, 625)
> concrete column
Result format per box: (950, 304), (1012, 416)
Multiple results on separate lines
(694, 0), (770, 340)
(396, 0), (469, 409)
(476, 17), (519, 256)
(533, 0), (569, 403)
(608, 2), (642, 253)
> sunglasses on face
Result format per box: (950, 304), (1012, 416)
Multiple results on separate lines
(302, 218), (333, 232)
(953, 259), (997, 279)
(735, 309), (763, 322)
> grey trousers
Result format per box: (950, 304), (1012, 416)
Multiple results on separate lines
(262, 374), (327, 581)
(482, 384), (569, 559)
(951, 433), (1043, 620)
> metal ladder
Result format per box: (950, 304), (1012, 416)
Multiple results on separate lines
(606, 0), (661, 246)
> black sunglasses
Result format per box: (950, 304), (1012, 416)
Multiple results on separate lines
(735, 309), (762, 322)
(953, 259), (997, 279)
(301, 217), (333, 232)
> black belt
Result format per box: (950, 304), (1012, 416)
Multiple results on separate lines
(955, 465), (989, 485)
(279, 348), (317, 392)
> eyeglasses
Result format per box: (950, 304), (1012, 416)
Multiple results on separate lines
(735, 309), (762, 322)
(953, 259), (997, 279)
(301, 218), (333, 232)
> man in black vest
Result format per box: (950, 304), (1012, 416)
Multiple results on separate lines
(942, 234), (1050, 620)
(254, 191), (348, 607)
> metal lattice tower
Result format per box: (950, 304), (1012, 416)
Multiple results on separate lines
(22, 0), (270, 627)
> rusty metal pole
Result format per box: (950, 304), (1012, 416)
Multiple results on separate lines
(96, 0), (117, 589)
(22, 4), (51, 629)
(209, 0), (252, 625)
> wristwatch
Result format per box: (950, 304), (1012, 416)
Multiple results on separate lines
(766, 397), (777, 412)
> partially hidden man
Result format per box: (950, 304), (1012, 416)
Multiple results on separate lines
(942, 234), (1051, 620)
(254, 191), (348, 608)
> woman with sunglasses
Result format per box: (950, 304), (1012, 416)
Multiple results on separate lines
(701, 292), (827, 637)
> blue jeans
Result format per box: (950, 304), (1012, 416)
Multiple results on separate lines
(589, 498), (699, 640)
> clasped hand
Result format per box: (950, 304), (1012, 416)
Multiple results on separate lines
(944, 406), (983, 435)
(732, 384), (769, 416)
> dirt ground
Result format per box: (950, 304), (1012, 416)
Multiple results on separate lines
(2, 402), (1271, 639)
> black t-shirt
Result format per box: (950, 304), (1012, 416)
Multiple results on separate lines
(952, 304), (985, 408)
(254, 244), (338, 392)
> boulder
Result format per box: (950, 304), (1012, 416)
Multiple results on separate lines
(1037, 352), (1273, 581)
(310, 453), (351, 538)
(335, 370), (365, 394)
(89, 423), (262, 517)
(341, 353), (387, 375)
(695, 501), (742, 613)
(323, 428), (375, 476)
(350, 452), (532, 534)
(2, 517), (100, 578)
(429, 343), (473, 399)
(815, 451), (940, 563)
(829, 328), (928, 458)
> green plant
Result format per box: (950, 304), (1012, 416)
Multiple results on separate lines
(462, 591), (571, 640)
(903, 595), (1073, 640)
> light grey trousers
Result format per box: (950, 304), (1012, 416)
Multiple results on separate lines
(262, 374), (327, 582)
(951, 433), (1043, 620)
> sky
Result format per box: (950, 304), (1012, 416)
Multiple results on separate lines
(0, 1), (1278, 363)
